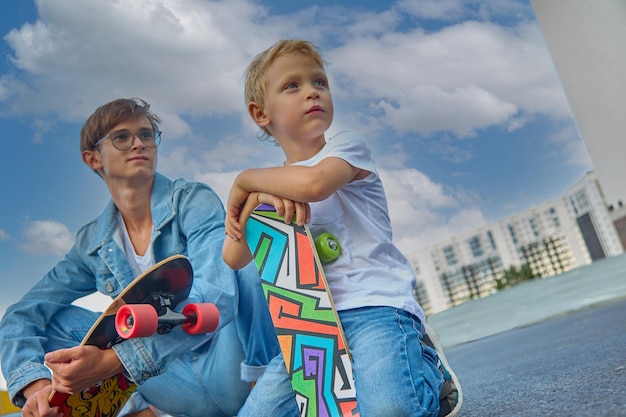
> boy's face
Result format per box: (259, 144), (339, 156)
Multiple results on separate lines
(83, 116), (158, 183)
(259, 52), (333, 145)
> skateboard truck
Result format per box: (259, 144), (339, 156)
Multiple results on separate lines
(115, 292), (219, 339)
(148, 291), (185, 334)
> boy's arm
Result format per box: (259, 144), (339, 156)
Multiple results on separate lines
(223, 192), (260, 270)
(235, 158), (359, 203)
(226, 158), (363, 238)
(223, 233), (253, 270)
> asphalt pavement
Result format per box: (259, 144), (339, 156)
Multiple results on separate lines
(444, 297), (626, 417)
(426, 253), (626, 416)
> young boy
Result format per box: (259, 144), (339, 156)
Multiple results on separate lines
(0, 98), (279, 417)
(223, 40), (462, 416)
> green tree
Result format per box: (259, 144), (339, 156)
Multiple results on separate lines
(495, 264), (536, 290)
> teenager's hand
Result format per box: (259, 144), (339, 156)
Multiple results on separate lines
(45, 346), (124, 394)
(21, 379), (62, 417)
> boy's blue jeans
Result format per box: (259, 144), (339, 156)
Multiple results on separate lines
(239, 306), (443, 417)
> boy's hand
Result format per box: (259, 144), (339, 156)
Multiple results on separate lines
(22, 379), (61, 417)
(225, 184), (250, 241)
(45, 346), (124, 394)
(225, 191), (310, 241)
(238, 192), (310, 228)
(261, 194), (310, 226)
(222, 191), (310, 270)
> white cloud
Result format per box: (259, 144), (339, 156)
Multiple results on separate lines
(158, 133), (284, 185)
(379, 168), (486, 253)
(0, 77), (9, 102)
(427, 135), (474, 163)
(2, 0), (570, 143)
(327, 20), (569, 137)
(4, 0), (280, 127)
(375, 84), (517, 137)
(398, 0), (468, 21)
(397, 0), (531, 22)
(196, 171), (238, 205)
(546, 123), (591, 167)
(0, 229), (9, 240)
(19, 220), (74, 256)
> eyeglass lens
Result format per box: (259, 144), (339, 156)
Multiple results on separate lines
(108, 130), (161, 150)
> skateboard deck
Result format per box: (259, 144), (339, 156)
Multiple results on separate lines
(246, 204), (359, 417)
(48, 255), (196, 417)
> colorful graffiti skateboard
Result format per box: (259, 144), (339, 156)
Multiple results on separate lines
(246, 204), (358, 417)
(48, 255), (219, 417)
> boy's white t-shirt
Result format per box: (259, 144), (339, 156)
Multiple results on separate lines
(117, 211), (153, 276)
(292, 131), (426, 325)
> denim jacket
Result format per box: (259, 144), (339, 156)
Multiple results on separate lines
(0, 173), (238, 405)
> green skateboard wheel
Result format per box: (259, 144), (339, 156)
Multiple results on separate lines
(315, 232), (341, 263)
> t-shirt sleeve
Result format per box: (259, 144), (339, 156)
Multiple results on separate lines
(323, 131), (378, 174)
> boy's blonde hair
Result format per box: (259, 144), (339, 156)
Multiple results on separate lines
(244, 39), (326, 139)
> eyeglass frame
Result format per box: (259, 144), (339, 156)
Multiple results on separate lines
(93, 129), (162, 151)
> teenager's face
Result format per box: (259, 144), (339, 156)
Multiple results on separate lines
(261, 53), (333, 145)
(86, 116), (158, 182)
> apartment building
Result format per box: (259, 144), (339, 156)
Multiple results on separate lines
(409, 171), (623, 314)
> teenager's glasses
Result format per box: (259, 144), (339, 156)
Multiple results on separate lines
(94, 129), (162, 151)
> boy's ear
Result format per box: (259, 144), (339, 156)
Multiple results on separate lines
(82, 149), (103, 171)
(248, 102), (270, 127)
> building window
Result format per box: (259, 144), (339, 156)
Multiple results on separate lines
(548, 207), (560, 228)
(508, 224), (518, 245)
(443, 245), (457, 266)
(468, 236), (484, 258)
(529, 217), (539, 238)
(487, 230), (497, 250)
(570, 189), (590, 214)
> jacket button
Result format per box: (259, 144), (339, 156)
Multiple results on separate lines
(106, 282), (113, 293)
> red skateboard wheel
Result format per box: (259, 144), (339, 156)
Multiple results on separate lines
(116, 304), (158, 339)
(182, 303), (220, 334)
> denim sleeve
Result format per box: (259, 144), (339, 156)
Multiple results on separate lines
(0, 244), (98, 406)
(112, 181), (239, 385)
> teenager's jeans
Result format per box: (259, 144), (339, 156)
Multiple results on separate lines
(45, 306), (250, 417)
(43, 264), (279, 417)
(239, 306), (443, 417)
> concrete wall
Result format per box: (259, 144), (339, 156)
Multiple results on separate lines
(531, 0), (626, 208)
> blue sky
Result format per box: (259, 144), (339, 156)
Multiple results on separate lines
(0, 0), (592, 387)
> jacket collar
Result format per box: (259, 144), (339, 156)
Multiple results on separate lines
(87, 173), (175, 254)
